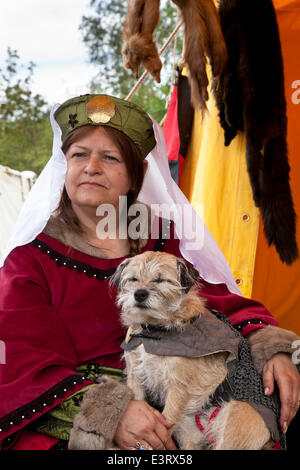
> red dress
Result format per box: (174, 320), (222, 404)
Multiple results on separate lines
(0, 220), (278, 449)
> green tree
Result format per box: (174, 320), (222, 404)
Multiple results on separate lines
(80, 0), (182, 121)
(0, 48), (52, 174)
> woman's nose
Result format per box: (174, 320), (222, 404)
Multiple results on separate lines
(85, 155), (103, 175)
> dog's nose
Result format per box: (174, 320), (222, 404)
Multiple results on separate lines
(134, 289), (149, 303)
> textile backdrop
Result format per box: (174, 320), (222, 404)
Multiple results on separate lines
(169, 0), (300, 334)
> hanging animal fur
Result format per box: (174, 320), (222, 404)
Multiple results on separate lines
(173, 0), (227, 111)
(122, 0), (227, 111)
(213, 0), (298, 265)
(122, 0), (162, 83)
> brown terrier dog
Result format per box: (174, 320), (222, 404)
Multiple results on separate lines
(112, 251), (282, 450)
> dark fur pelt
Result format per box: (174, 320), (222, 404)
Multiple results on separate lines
(213, 0), (298, 264)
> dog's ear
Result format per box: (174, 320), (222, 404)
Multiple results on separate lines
(110, 259), (131, 291)
(176, 258), (199, 293)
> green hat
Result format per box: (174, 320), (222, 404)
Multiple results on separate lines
(54, 94), (156, 159)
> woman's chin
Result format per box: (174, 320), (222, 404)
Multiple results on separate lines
(73, 198), (108, 211)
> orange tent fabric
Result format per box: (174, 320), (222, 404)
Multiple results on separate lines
(252, 0), (300, 334)
(180, 0), (300, 335)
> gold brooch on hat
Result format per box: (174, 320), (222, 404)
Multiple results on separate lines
(86, 96), (116, 124)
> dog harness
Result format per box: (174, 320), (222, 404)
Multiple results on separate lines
(121, 309), (286, 449)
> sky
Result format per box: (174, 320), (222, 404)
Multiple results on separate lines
(0, 0), (99, 106)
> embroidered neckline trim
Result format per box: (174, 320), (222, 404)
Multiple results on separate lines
(31, 221), (172, 280)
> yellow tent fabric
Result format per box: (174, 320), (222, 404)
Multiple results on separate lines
(181, 0), (300, 335)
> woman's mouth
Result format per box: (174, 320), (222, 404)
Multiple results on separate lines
(80, 182), (106, 188)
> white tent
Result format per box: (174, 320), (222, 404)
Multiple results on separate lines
(0, 165), (36, 258)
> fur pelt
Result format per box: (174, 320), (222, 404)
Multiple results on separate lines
(122, 0), (227, 110)
(213, 0), (298, 265)
(122, 0), (162, 82)
(173, 0), (227, 111)
(248, 326), (300, 374)
(68, 376), (133, 450)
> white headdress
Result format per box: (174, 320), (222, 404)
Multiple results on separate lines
(0, 103), (241, 295)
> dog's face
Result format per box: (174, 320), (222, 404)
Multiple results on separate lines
(111, 251), (199, 328)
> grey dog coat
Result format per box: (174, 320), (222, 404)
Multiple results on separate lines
(121, 309), (285, 447)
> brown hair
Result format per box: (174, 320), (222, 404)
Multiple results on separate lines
(54, 125), (146, 255)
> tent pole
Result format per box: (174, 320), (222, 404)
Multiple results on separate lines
(125, 21), (183, 102)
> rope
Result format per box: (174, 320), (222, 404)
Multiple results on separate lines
(125, 21), (183, 102)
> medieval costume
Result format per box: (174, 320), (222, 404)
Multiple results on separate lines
(0, 216), (285, 450)
(0, 94), (298, 450)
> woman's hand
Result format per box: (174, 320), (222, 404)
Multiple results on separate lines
(263, 352), (300, 433)
(114, 400), (177, 450)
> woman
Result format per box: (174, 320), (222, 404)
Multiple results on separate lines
(0, 94), (299, 450)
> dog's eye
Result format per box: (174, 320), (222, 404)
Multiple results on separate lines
(152, 278), (175, 285)
(128, 277), (138, 282)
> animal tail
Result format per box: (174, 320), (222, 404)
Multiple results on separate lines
(258, 137), (298, 265)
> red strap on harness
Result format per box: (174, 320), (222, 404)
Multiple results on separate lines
(195, 406), (222, 448)
(196, 408), (282, 450)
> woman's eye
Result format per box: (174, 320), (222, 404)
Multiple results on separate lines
(104, 155), (119, 162)
(72, 153), (86, 158)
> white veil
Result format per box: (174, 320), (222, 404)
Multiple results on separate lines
(0, 104), (241, 296)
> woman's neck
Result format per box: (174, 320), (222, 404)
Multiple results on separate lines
(71, 203), (130, 258)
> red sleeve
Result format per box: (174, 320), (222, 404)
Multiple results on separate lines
(163, 221), (278, 337)
(198, 278), (278, 336)
(0, 245), (92, 442)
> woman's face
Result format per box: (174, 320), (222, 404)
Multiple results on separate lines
(64, 126), (131, 211)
